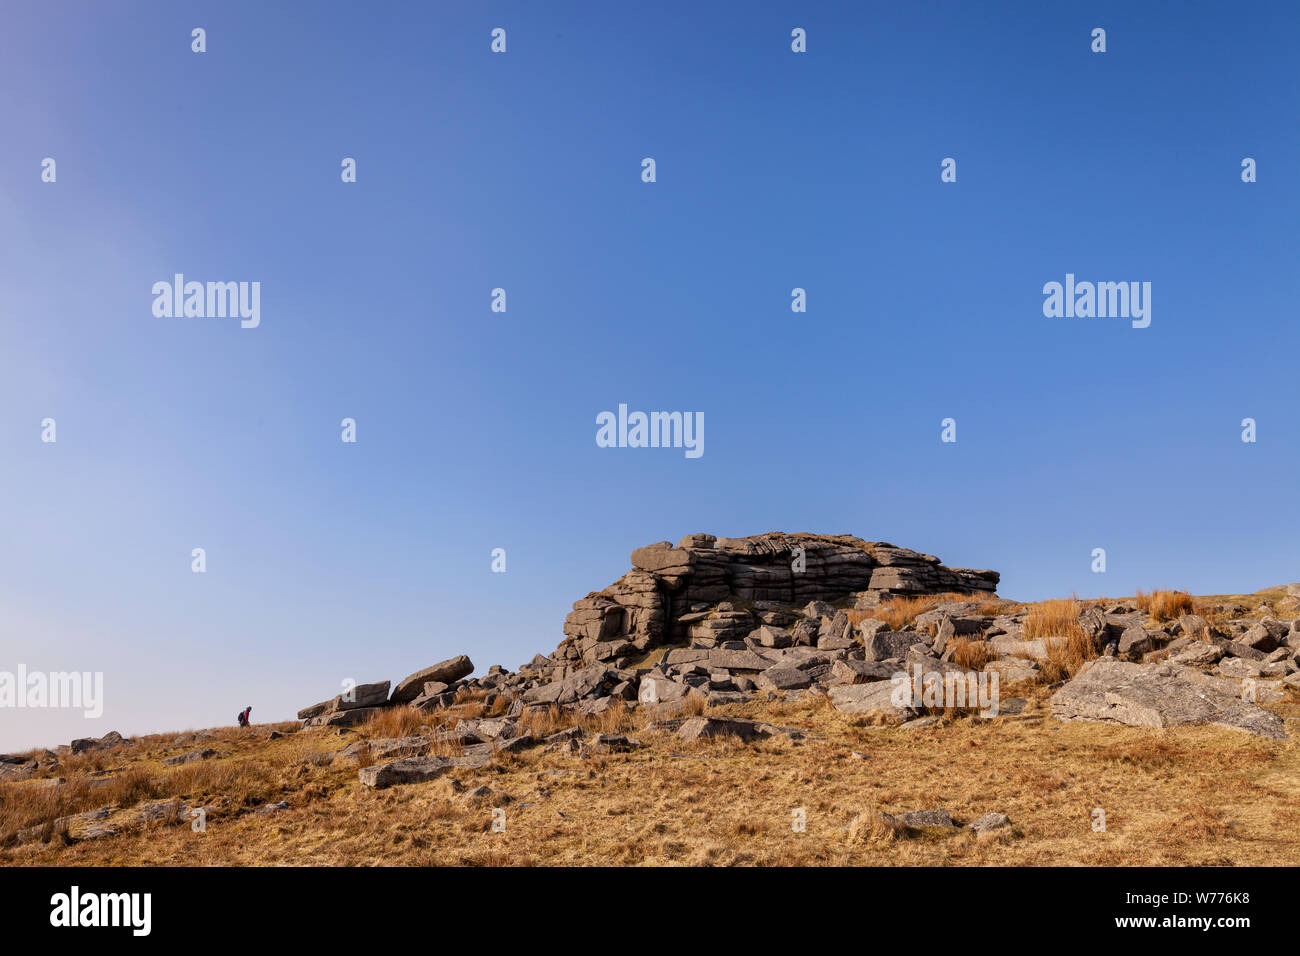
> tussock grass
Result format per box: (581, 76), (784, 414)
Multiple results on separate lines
(1039, 631), (1101, 684)
(579, 700), (639, 736)
(949, 637), (997, 671)
(363, 707), (427, 740)
(519, 705), (569, 738)
(1023, 598), (1084, 641)
(847, 811), (911, 846)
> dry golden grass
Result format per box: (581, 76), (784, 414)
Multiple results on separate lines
(1135, 589), (1196, 621)
(1040, 631), (1102, 684)
(849, 592), (980, 632)
(519, 705), (568, 738)
(0, 725), (325, 842)
(847, 811), (911, 846)
(1023, 598), (1084, 641)
(5, 585), (1297, 866)
(949, 637), (997, 671)
(5, 691), (1298, 867)
(584, 701), (638, 735)
(1156, 800), (1234, 841)
(363, 707), (428, 740)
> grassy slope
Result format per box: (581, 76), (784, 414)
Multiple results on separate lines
(4, 587), (1300, 866)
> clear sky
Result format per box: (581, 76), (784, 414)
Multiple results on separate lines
(1, 1), (1297, 750)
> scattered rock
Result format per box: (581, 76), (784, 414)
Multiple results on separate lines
(1117, 624), (1154, 661)
(585, 734), (642, 753)
(899, 715), (941, 731)
(678, 717), (766, 742)
(163, 748), (216, 766)
(359, 755), (455, 789)
(901, 809), (956, 828)
(1169, 643), (1224, 666)
(69, 731), (124, 755)
(969, 812), (1012, 836)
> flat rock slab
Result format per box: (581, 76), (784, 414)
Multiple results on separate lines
(676, 717), (808, 743)
(359, 746), (494, 788)
(359, 755), (453, 789)
(338, 735), (433, 762)
(828, 681), (918, 719)
(901, 809), (956, 828)
(754, 664), (812, 691)
(678, 717), (766, 742)
(1048, 659), (1287, 739)
(303, 706), (384, 729)
(391, 655), (474, 704)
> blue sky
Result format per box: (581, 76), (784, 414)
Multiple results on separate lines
(1, 1), (1297, 750)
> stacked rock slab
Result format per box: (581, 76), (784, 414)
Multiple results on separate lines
(297, 680), (393, 728)
(555, 532), (998, 673)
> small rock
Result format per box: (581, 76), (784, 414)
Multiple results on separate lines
(163, 748), (217, 766)
(899, 715), (942, 730)
(969, 812), (1012, 836)
(901, 809), (956, 828)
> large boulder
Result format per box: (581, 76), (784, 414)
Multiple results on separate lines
(1239, 620), (1287, 652)
(337, 680), (391, 710)
(391, 656), (474, 704)
(1048, 658), (1287, 739)
(299, 680), (393, 720)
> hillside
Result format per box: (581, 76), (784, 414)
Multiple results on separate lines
(4, 533), (1300, 866)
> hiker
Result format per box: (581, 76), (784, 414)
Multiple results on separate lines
(237, 706), (252, 728)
